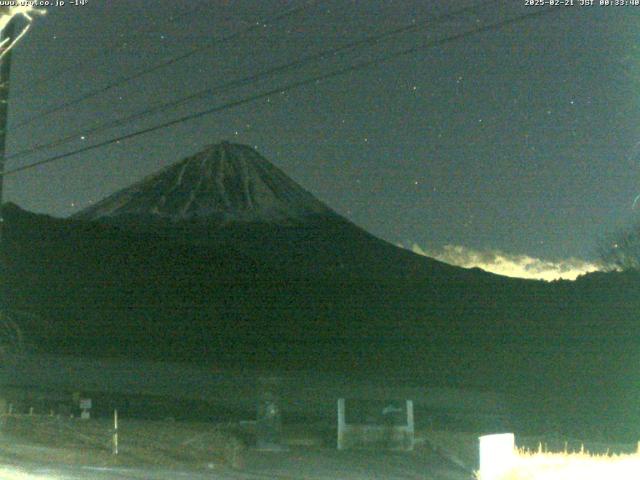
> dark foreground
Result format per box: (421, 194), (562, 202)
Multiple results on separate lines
(0, 444), (473, 480)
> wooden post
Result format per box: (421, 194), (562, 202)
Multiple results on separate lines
(256, 376), (283, 451)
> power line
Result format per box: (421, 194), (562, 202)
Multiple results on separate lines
(3, 5), (565, 178)
(8, 0), (499, 162)
(13, 0), (318, 129)
(16, 0), (211, 94)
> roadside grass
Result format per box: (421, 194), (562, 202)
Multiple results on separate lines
(489, 448), (640, 480)
(418, 429), (640, 479)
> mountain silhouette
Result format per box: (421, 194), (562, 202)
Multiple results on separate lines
(1, 143), (639, 438)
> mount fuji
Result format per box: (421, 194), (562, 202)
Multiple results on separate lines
(70, 142), (476, 279)
(73, 142), (335, 225)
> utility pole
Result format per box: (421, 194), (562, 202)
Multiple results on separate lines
(0, 18), (14, 424)
(0, 18), (15, 246)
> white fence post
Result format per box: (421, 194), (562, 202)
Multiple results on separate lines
(337, 398), (346, 450)
(113, 409), (118, 455)
(406, 400), (414, 450)
(478, 433), (515, 480)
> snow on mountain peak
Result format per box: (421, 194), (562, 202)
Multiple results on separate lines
(74, 142), (334, 224)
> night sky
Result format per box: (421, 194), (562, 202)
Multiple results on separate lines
(3, 1), (640, 277)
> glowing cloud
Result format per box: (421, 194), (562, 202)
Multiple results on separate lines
(408, 243), (603, 281)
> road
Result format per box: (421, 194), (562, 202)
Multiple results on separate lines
(0, 446), (474, 479)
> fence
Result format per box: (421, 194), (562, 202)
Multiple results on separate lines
(337, 398), (414, 451)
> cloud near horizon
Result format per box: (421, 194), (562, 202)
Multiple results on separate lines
(406, 243), (604, 281)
